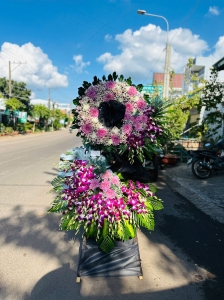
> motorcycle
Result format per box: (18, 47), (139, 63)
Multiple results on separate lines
(187, 138), (224, 179)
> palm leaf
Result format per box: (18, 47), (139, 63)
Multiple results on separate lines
(148, 196), (164, 210)
(51, 176), (64, 188)
(48, 196), (67, 213)
(136, 213), (155, 231)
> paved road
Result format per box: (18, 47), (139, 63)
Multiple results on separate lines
(0, 131), (223, 299)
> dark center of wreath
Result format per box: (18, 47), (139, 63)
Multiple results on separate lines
(98, 100), (126, 129)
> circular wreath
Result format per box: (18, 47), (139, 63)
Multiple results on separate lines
(75, 79), (162, 148)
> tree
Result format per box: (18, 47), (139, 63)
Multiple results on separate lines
(5, 97), (25, 111)
(30, 104), (50, 132)
(197, 68), (224, 139)
(0, 77), (32, 113)
(169, 58), (208, 140)
(49, 108), (64, 131)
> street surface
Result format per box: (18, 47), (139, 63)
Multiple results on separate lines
(0, 131), (223, 300)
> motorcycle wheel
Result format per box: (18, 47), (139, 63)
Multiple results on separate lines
(191, 158), (212, 179)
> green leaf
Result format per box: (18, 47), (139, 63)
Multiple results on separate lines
(51, 176), (64, 188)
(148, 196), (164, 210)
(137, 213), (155, 231)
(48, 197), (67, 213)
(99, 235), (115, 253)
(112, 72), (118, 81)
(107, 74), (113, 81)
(118, 75), (124, 82)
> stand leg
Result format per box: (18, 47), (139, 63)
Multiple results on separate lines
(76, 276), (81, 283)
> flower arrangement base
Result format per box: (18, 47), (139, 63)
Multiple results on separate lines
(76, 235), (143, 282)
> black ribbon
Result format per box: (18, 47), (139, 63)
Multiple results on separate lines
(98, 100), (126, 128)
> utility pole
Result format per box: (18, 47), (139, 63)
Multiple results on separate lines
(48, 88), (51, 109)
(8, 61), (27, 98)
(8, 61), (12, 98)
(137, 10), (171, 99)
(163, 44), (171, 99)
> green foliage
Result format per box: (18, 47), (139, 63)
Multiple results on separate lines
(16, 123), (25, 132)
(197, 68), (224, 138)
(4, 126), (13, 134)
(99, 235), (115, 253)
(0, 77), (32, 113)
(48, 195), (68, 213)
(5, 97), (25, 111)
(24, 122), (33, 130)
(136, 213), (155, 231)
(31, 104), (50, 119)
(0, 123), (5, 133)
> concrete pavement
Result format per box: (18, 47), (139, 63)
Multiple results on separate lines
(0, 131), (207, 300)
(161, 163), (224, 224)
(1, 132), (224, 299)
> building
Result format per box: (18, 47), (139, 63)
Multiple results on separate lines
(183, 57), (224, 138)
(0, 98), (5, 123)
(141, 84), (163, 99)
(30, 99), (72, 115)
(153, 73), (183, 99)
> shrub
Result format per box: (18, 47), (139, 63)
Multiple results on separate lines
(0, 124), (5, 133)
(24, 122), (33, 131)
(5, 126), (13, 134)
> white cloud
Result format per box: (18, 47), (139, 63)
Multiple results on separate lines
(208, 6), (220, 16)
(0, 42), (68, 89)
(105, 34), (112, 42)
(97, 25), (209, 81)
(72, 54), (90, 73)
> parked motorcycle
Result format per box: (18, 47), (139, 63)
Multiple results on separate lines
(187, 138), (224, 179)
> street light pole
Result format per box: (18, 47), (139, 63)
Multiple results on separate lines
(137, 10), (171, 99)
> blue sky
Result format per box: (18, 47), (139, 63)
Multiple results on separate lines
(0, 0), (223, 104)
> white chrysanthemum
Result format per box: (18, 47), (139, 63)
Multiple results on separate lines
(83, 104), (90, 111)
(106, 139), (113, 145)
(111, 127), (119, 134)
(92, 117), (99, 124)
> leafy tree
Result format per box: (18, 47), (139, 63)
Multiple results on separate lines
(30, 104), (50, 132)
(197, 68), (224, 139)
(0, 77), (32, 113)
(5, 97), (25, 111)
(49, 108), (64, 130)
(168, 58), (208, 140)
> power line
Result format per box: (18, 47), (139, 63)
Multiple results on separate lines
(141, 0), (202, 84)
(169, 0), (202, 44)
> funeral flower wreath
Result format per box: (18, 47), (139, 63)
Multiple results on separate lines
(73, 73), (163, 163)
(48, 73), (166, 253)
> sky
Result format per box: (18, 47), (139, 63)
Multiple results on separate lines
(0, 0), (223, 104)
